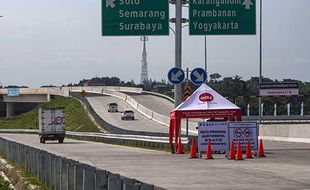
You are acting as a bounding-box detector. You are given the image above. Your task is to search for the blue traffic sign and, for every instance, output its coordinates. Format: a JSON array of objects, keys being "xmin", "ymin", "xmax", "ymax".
[
  {"xmin": 168, "ymin": 67, "xmax": 185, "ymax": 85},
  {"xmin": 7, "ymin": 88, "xmax": 20, "ymax": 97},
  {"xmin": 190, "ymin": 68, "xmax": 207, "ymax": 85}
]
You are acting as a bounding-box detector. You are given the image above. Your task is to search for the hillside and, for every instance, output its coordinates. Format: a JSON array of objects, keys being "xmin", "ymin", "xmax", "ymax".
[{"xmin": 0, "ymin": 97, "xmax": 101, "ymax": 133}]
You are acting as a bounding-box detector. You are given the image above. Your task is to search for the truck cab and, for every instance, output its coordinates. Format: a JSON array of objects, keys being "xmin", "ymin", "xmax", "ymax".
[{"xmin": 107, "ymin": 103, "xmax": 118, "ymax": 112}]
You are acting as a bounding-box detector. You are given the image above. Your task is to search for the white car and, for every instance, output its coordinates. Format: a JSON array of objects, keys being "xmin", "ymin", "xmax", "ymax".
[{"xmin": 121, "ymin": 109, "xmax": 135, "ymax": 120}]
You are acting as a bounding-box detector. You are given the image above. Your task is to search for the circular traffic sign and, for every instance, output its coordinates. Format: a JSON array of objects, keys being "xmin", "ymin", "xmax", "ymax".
[
  {"xmin": 168, "ymin": 67, "xmax": 185, "ymax": 85},
  {"xmin": 234, "ymin": 128, "xmax": 243, "ymax": 138},
  {"xmin": 244, "ymin": 128, "xmax": 253, "ymax": 137},
  {"xmin": 190, "ymin": 67, "xmax": 207, "ymax": 85},
  {"xmin": 54, "ymin": 116, "xmax": 64, "ymax": 125}
]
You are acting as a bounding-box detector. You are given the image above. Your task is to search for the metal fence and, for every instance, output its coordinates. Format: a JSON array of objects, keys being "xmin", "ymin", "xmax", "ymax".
[{"xmin": 0, "ymin": 137, "xmax": 164, "ymax": 190}]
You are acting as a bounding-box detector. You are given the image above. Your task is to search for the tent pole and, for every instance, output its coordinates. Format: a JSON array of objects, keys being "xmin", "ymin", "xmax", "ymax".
[{"xmin": 186, "ymin": 68, "xmax": 189, "ymax": 137}]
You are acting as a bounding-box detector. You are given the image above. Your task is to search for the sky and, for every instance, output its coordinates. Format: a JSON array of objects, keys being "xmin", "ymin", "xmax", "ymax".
[{"xmin": 0, "ymin": 0, "xmax": 310, "ymax": 87}]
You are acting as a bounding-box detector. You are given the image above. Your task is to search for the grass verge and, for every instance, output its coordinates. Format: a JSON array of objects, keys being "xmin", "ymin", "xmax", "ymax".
[{"xmin": 0, "ymin": 97, "xmax": 101, "ymax": 133}]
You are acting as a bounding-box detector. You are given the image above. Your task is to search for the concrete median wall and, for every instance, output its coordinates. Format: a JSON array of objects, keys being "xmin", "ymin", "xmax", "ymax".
[
  {"xmin": 0, "ymin": 137, "xmax": 164, "ymax": 190},
  {"xmin": 260, "ymin": 124, "xmax": 310, "ymax": 139}
]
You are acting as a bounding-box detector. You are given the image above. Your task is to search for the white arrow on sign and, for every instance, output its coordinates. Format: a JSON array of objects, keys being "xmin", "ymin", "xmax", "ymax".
[
  {"xmin": 171, "ymin": 71, "xmax": 183, "ymax": 82},
  {"xmin": 192, "ymin": 70, "xmax": 204, "ymax": 82},
  {"xmin": 242, "ymin": 0, "xmax": 253, "ymax": 10},
  {"xmin": 106, "ymin": 0, "xmax": 116, "ymax": 8}
]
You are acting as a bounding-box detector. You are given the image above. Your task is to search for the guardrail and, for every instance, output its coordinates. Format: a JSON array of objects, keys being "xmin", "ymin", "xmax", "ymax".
[
  {"xmin": 242, "ymin": 115, "xmax": 310, "ymax": 123},
  {"xmin": 0, "ymin": 137, "xmax": 164, "ymax": 190},
  {"xmin": 0, "ymin": 86, "xmax": 142, "ymax": 98},
  {"xmin": 0, "ymin": 129, "xmax": 189, "ymax": 150},
  {"xmin": 142, "ymin": 91, "xmax": 174, "ymax": 103}
]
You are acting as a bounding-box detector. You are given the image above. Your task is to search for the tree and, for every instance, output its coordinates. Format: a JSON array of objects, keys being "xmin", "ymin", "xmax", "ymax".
[{"xmin": 209, "ymin": 73, "xmax": 222, "ymax": 83}]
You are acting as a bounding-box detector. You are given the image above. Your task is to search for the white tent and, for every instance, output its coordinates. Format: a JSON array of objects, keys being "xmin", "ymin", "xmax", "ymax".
[{"xmin": 169, "ymin": 84, "xmax": 242, "ymax": 151}]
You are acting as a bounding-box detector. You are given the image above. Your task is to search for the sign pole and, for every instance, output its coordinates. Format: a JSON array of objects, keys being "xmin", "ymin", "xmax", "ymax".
[
  {"xmin": 174, "ymin": 0, "xmax": 182, "ymax": 108},
  {"xmin": 258, "ymin": 0, "xmax": 263, "ymax": 125},
  {"xmin": 204, "ymin": 35, "xmax": 207, "ymax": 83}
]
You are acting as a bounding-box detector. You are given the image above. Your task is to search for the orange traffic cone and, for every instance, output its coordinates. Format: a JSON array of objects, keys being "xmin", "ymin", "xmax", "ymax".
[
  {"xmin": 246, "ymin": 139, "xmax": 253, "ymax": 159},
  {"xmin": 229, "ymin": 140, "xmax": 235, "ymax": 160},
  {"xmin": 258, "ymin": 139, "xmax": 266, "ymax": 157},
  {"xmin": 189, "ymin": 138, "xmax": 198, "ymax": 159},
  {"xmin": 176, "ymin": 137, "xmax": 185, "ymax": 154},
  {"xmin": 235, "ymin": 140, "xmax": 244, "ymax": 160},
  {"xmin": 205, "ymin": 139, "xmax": 213, "ymax": 159}
]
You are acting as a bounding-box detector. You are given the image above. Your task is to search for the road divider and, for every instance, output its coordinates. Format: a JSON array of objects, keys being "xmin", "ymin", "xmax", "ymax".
[
  {"xmin": 0, "ymin": 129, "xmax": 189, "ymax": 151},
  {"xmin": 0, "ymin": 137, "xmax": 164, "ymax": 190}
]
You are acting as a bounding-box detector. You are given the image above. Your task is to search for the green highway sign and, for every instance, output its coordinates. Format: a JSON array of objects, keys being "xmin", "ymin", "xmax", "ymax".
[
  {"xmin": 189, "ymin": 0, "xmax": 256, "ymax": 35},
  {"xmin": 102, "ymin": 0, "xmax": 169, "ymax": 36}
]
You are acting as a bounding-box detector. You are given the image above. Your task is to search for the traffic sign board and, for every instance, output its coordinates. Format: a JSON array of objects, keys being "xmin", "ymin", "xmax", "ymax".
[
  {"xmin": 259, "ymin": 82, "xmax": 299, "ymax": 96},
  {"xmin": 168, "ymin": 67, "xmax": 185, "ymax": 85},
  {"xmin": 183, "ymin": 84, "xmax": 192, "ymax": 101},
  {"xmin": 189, "ymin": 0, "xmax": 256, "ymax": 35},
  {"xmin": 7, "ymin": 88, "xmax": 20, "ymax": 97},
  {"xmin": 190, "ymin": 68, "xmax": 207, "ymax": 85},
  {"xmin": 80, "ymin": 90, "xmax": 86, "ymax": 97},
  {"xmin": 102, "ymin": 0, "xmax": 169, "ymax": 36}
]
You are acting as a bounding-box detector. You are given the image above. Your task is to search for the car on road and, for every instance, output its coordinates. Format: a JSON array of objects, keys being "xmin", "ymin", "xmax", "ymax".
[
  {"xmin": 121, "ymin": 109, "xmax": 135, "ymax": 120},
  {"xmin": 107, "ymin": 103, "xmax": 118, "ymax": 112}
]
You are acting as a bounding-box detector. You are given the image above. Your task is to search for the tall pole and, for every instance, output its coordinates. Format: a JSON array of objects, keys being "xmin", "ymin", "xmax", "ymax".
[
  {"xmin": 258, "ymin": 0, "xmax": 263, "ymax": 124},
  {"xmin": 140, "ymin": 36, "xmax": 148, "ymax": 85},
  {"xmin": 204, "ymin": 35, "xmax": 207, "ymax": 83},
  {"xmin": 174, "ymin": 0, "xmax": 182, "ymax": 108}
]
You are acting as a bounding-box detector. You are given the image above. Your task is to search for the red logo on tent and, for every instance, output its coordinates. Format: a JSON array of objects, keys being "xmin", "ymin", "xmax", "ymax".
[{"xmin": 199, "ymin": 93, "xmax": 213, "ymax": 102}]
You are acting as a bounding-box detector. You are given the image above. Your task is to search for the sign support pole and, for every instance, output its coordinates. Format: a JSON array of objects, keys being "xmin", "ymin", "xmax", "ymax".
[
  {"xmin": 204, "ymin": 35, "xmax": 207, "ymax": 83},
  {"xmin": 258, "ymin": 0, "xmax": 263, "ymax": 125},
  {"xmin": 174, "ymin": 0, "xmax": 182, "ymax": 108}
]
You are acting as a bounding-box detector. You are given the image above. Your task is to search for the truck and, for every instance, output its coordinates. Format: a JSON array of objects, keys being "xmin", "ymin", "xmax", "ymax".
[
  {"xmin": 107, "ymin": 102, "xmax": 118, "ymax": 112},
  {"xmin": 38, "ymin": 107, "xmax": 66, "ymax": 144}
]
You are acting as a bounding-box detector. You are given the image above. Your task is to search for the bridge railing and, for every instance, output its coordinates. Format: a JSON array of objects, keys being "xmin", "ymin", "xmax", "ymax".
[{"xmin": 0, "ymin": 137, "xmax": 164, "ymax": 190}]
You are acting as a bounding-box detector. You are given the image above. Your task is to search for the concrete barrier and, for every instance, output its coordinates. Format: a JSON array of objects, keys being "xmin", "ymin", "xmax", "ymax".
[
  {"xmin": 137, "ymin": 104, "xmax": 153, "ymax": 120},
  {"xmin": 152, "ymin": 113, "xmax": 170, "ymax": 127},
  {"xmin": 0, "ymin": 137, "xmax": 164, "ymax": 190},
  {"xmin": 142, "ymin": 91, "xmax": 174, "ymax": 103},
  {"xmin": 260, "ymin": 124, "xmax": 310, "ymax": 139}
]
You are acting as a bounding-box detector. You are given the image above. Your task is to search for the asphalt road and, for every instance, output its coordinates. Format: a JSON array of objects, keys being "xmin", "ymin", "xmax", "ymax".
[
  {"xmin": 127, "ymin": 94, "xmax": 203, "ymax": 134},
  {"xmin": 127, "ymin": 94, "xmax": 174, "ymax": 116},
  {"xmin": 1, "ymin": 134, "xmax": 310, "ymax": 190},
  {"xmin": 86, "ymin": 96, "xmax": 169, "ymax": 134}
]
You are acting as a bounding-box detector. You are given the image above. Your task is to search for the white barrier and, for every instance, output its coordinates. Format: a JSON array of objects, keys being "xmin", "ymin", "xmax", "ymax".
[
  {"xmin": 137, "ymin": 104, "xmax": 153, "ymax": 120},
  {"xmin": 152, "ymin": 113, "xmax": 170, "ymax": 127}
]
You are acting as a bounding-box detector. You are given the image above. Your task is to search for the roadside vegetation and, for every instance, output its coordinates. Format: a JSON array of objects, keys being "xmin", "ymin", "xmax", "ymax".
[
  {"xmin": 0, "ymin": 176, "xmax": 14, "ymax": 190},
  {"xmin": 0, "ymin": 158, "xmax": 48, "ymax": 190},
  {"xmin": 0, "ymin": 97, "xmax": 101, "ymax": 133}
]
